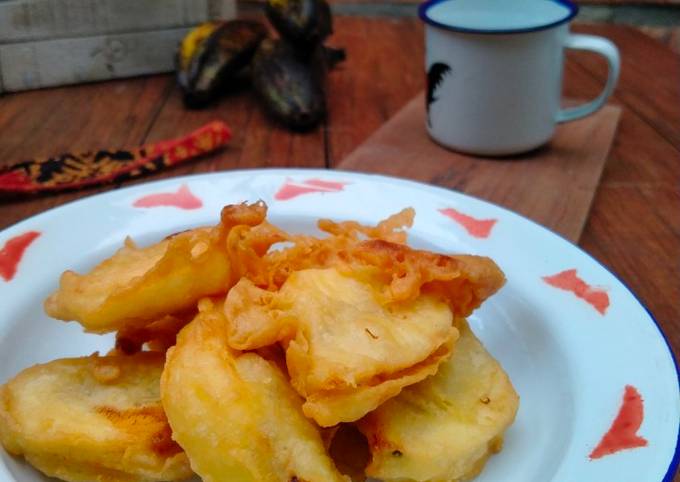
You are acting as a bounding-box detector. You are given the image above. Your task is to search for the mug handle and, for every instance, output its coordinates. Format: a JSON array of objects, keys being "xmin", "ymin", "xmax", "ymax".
[{"xmin": 556, "ymin": 34, "xmax": 621, "ymax": 123}]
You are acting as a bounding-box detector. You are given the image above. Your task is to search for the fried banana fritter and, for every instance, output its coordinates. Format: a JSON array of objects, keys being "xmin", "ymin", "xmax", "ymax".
[
  {"xmin": 224, "ymin": 237, "xmax": 505, "ymax": 427},
  {"xmin": 44, "ymin": 227, "xmax": 229, "ymax": 334},
  {"xmin": 0, "ymin": 353, "xmax": 192, "ymax": 482},
  {"xmin": 44, "ymin": 202, "xmax": 275, "ymax": 334},
  {"xmin": 225, "ymin": 268, "xmax": 457, "ymax": 427},
  {"xmin": 12, "ymin": 203, "xmax": 516, "ymax": 482},
  {"xmin": 161, "ymin": 298, "xmax": 348, "ymax": 482},
  {"xmin": 357, "ymin": 320, "xmax": 519, "ymax": 482}
]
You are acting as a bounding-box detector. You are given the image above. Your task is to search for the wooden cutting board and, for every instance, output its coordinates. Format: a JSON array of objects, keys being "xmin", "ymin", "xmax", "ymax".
[{"xmin": 337, "ymin": 93, "xmax": 621, "ymax": 243}]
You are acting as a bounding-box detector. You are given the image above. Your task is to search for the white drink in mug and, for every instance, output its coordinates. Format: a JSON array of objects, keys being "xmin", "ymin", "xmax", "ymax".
[{"xmin": 420, "ymin": 0, "xmax": 620, "ymax": 156}]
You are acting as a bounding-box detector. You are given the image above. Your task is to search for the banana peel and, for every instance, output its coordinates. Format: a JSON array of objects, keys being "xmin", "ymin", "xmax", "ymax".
[
  {"xmin": 251, "ymin": 39, "xmax": 325, "ymax": 131},
  {"xmin": 177, "ymin": 20, "xmax": 267, "ymax": 108},
  {"xmin": 176, "ymin": 0, "xmax": 345, "ymax": 130},
  {"xmin": 265, "ymin": 0, "xmax": 333, "ymax": 52}
]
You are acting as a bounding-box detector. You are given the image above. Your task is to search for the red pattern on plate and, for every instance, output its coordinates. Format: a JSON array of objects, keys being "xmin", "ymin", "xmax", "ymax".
[
  {"xmin": 274, "ymin": 178, "xmax": 348, "ymax": 200},
  {"xmin": 590, "ymin": 385, "xmax": 648, "ymax": 459},
  {"xmin": 439, "ymin": 207, "xmax": 497, "ymax": 238},
  {"xmin": 0, "ymin": 231, "xmax": 41, "ymax": 282},
  {"xmin": 133, "ymin": 184, "xmax": 202, "ymax": 210},
  {"xmin": 542, "ymin": 269, "xmax": 609, "ymax": 314}
]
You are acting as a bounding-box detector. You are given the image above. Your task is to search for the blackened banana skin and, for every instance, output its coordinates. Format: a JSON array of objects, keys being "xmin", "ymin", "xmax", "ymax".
[
  {"xmin": 265, "ymin": 0, "xmax": 333, "ymax": 52},
  {"xmin": 252, "ymin": 39, "xmax": 328, "ymax": 131},
  {"xmin": 177, "ymin": 20, "xmax": 268, "ymax": 108},
  {"xmin": 323, "ymin": 46, "xmax": 346, "ymax": 69}
]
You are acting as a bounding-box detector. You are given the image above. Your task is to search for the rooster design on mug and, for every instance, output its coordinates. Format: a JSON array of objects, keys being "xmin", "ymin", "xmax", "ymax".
[{"xmin": 426, "ymin": 62, "xmax": 452, "ymax": 126}]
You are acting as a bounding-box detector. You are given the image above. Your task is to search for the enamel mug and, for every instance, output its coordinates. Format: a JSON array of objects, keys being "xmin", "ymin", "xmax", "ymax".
[{"xmin": 420, "ymin": 0, "xmax": 620, "ymax": 156}]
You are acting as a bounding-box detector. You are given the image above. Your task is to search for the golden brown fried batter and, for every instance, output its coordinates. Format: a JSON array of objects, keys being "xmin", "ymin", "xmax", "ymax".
[
  {"xmin": 341, "ymin": 240, "xmax": 506, "ymax": 316},
  {"xmin": 229, "ymin": 208, "xmax": 416, "ymax": 290},
  {"xmin": 161, "ymin": 298, "xmax": 349, "ymax": 482},
  {"xmin": 357, "ymin": 320, "xmax": 519, "ymax": 482},
  {"xmin": 18, "ymin": 203, "xmax": 515, "ymax": 482},
  {"xmin": 233, "ymin": 218, "xmax": 505, "ymax": 317},
  {"xmin": 317, "ymin": 207, "xmax": 415, "ymax": 244},
  {"xmin": 0, "ymin": 353, "xmax": 192, "ymax": 482},
  {"xmin": 44, "ymin": 202, "xmax": 270, "ymax": 334},
  {"xmin": 225, "ymin": 268, "xmax": 457, "ymax": 427},
  {"xmin": 223, "ymin": 234, "xmax": 505, "ymax": 427}
]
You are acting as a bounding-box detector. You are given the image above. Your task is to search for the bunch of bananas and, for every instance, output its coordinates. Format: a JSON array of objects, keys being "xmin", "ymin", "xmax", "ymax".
[{"xmin": 176, "ymin": 0, "xmax": 345, "ymax": 131}]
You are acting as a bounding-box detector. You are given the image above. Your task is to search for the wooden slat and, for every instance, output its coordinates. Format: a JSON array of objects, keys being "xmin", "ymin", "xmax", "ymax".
[
  {"xmin": 0, "ymin": 0, "xmax": 233, "ymax": 42},
  {"xmin": 572, "ymin": 24, "xmax": 680, "ymax": 147},
  {"xmin": 597, "ymin": 106, "xmax": 680, "ymax": 186},
  {"xmin": 145, "ymin": 86, "xmax": 327, "ymax": 171},
  {"xmin": 326, "ymin": 17, "xmax": 424, "ymax": 164},
  {"xmin": 337, "ymin": 93, "xmax": 621, "ymax": 242},
  {"xmin": 0, "ymin": 28, "xmax": 189, "ymax": 92},
  {"xmin": 0, "ymin": 76, "xmax": 172, "ymax": 162},
  {"xmin": 579, "ymin": 184, "xmax": 680, "ymax": 356},
  {"xmin": 562, "ymin": 26, "xmax": 680, "ymax": 199}
]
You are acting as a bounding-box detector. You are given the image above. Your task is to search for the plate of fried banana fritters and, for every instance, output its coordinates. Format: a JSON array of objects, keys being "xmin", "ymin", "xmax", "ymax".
[{"xmin": 0, "ymin": 170, "xmax": 677, "ymax": 482}]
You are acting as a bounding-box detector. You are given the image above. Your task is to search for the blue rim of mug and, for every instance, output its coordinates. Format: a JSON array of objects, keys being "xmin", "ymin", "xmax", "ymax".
[{"xmin": 418, "ymin": 0, "xmax": 579, "ymax": 34}]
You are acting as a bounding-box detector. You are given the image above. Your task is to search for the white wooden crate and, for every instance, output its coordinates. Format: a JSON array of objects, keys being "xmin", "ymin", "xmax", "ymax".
[{"xmin": 0, "ymin": 0, "xmax": 236, "ymax": 92}]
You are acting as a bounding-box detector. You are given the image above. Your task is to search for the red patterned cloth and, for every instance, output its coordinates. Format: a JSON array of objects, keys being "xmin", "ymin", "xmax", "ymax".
[{"xmin": 0, "ymin": 121, "xmax": 231, "ymax": 196}]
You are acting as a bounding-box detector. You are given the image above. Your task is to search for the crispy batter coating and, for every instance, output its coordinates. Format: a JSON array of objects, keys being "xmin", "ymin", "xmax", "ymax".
[
  {"xmin": 223, "ymin": 233, "xmax": 505, "ymax": 427},
  {"xmin": 356, "ymin": 320, "xmax": 519, "ymax": 482},
  {"xmin": 225, "ymin": 268, "xmax": 457, "ymax": 427},
  {"xmin": 161, "ymin": 298, "xmax": 348, "ymax": 482},
  {"xmin": 340, "ymin": 240, "xmax": 506, "ymax": 316},
  {"xmin": 0, "ymin": 353, "xmax": 192, "ymax": 482},
  {"xmin": 317, "ymin": 207, "xmax": 414, "ymax": 245},
  {"xmin": 232, "ymin": 215, "xmax": 505, "ymax": 318},
  {"xmin": 231, "ymin": 209, "xmax": 416, "ymax": 290},
  {"xmin": 44, "ymin": 202, "xmax": 269, "ymax": 334},
  {"xmin": 22, "ymin": 203, "xmax": 514, "ymax": 482}
]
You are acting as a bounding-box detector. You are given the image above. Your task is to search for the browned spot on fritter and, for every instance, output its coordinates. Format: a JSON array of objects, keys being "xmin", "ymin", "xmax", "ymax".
[
  {"xmin": 96, "ymin": 404, "xmax": 183, "ymax": 456},
  {"xmin": 359, "ymin": 413, "xmax": 397, "ymax": 453},
  {"xmin": 96, "ymin": 404, "xmax": 166, "ymax": 425},
  {"xmin": 150, "ymin": 422, "xmax": 184, "ymax": 457},
  {"xmin": 115, "ymin": 335, "xmax": 142, "ymax": 355}
]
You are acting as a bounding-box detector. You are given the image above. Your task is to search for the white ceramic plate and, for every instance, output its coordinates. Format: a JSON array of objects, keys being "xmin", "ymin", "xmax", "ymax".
[{"xmin": 0, "ymin": 169, "xmax": 678, "ymax": 482}]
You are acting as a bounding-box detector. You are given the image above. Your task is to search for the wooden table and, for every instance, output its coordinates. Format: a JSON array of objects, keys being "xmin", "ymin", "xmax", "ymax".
[{"xmin": 0, "ymin": 15, "xmax": 678, "ymax": 436}]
